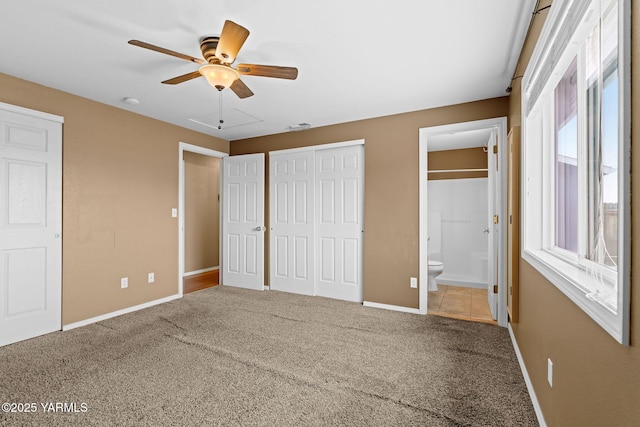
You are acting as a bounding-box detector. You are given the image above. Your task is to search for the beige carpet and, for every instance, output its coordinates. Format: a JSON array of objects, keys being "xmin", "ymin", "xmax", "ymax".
[{"xmin": 0, "ymin": 286, "xmax": 538, "ymax": 426}]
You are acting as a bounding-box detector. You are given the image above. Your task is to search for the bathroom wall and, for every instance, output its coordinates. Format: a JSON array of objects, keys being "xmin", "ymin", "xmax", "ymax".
[
  {"xmin": 427, "ymin": 178, "xmax": 488, "ymax": 288},
  {"xmin": 428, "ymin": 147, "xmax": 488, "ymax": 180}
]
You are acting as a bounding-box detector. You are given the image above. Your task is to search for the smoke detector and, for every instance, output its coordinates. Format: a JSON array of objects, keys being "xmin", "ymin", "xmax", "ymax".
[{"xmin": 122, "ymin": 97, "xmax": 140, "ymax": 106}]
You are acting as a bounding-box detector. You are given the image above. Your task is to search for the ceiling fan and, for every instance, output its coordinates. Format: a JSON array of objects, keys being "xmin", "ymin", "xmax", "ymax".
[{"xmin": 128, "ymin": 20, "xmax": 298, "ymax": 99}]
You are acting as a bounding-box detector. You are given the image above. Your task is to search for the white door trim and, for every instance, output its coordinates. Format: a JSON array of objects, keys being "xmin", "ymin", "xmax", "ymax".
[
  {"xmin": 268, "ymin": 139, "xmax": 364, "ymax": 156},
  {"xmin": 419, "ymin": 117, "xmax": 508, "ymax": 326},
  {"xmin": 178, "ymin": 142, "xmax": 227, "ymax": 296},
  {"xmin": 0, "ymin": 102, "xmax": 64, "ymax": 123}
]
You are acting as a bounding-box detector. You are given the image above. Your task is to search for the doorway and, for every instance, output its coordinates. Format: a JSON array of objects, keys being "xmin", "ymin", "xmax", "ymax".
[
  {"xmin": 426, "ymin": 156, "xmax": 495, "ymax": 324},
  {"xmin": 419, "ymin": 118, "xmax": 508, "ymax": 327},
  {"xmin": 182, "ymin": 150, "xmax": 221, "ymax": 293},
  {"xmin": 178, "ymin": 142, "xmax": 227, "ymax": 296}
]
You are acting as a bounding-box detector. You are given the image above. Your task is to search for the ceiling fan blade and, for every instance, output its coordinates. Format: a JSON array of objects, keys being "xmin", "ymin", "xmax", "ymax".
[
  {"xmin": 215, "ymin": 20, "xmax": 250, "ymax": 64},
  {"xmin": 128, "ymin": 40, "xmax": 205, "ymax": 64},
  {"xmin": 162, "ymin": 71, "xmax": 203, "ymax": 85},
  {"xmin": 236, "ymin": 64, "xmax": 298, "ymax": 80},
  {"xmin": 230, "ymin": 79, "xmax": 254, "ymax": 99}
]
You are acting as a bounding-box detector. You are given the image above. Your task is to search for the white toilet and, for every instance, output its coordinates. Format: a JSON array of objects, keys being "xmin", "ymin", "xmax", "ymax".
[
  {"xmin": 426, "ymin": 228, "xmax": 444, "ymax": 291},
  {"xmin": 427, "ymin": 259, "xmax": 444, "ymax": 292}
]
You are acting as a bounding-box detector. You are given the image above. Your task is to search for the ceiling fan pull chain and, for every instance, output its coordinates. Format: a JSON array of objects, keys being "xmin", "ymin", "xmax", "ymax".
[{"xmin": 218, "ymin": 91, "xmax": 224, "ymax": 130}]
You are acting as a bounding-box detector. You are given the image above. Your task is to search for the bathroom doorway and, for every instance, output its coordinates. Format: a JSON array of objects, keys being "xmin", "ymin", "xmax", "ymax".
[{"xmin": 419, "ymin": 118, "xmax": 508, "ymax": 326}]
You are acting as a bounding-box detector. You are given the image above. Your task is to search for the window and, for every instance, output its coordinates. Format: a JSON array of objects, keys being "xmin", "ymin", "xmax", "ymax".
[
  {"xmin": 554, "ymin": 57, "xmax": 578, "ymax": 253},
  {"xmin": 522, "ymin": 0, "xmax": 629, "ymax": 344}
]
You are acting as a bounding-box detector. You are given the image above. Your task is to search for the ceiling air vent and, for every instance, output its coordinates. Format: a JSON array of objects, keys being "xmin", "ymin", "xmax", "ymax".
[{"xmin": 287, "ymin": 123, "xmax": 311, "ymax": 132}]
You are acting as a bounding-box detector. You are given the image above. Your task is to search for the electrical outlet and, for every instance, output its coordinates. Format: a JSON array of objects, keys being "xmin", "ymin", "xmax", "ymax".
[
  {"xmin": 171, "ymin": 208, "xmax": 178, "ymax": 218},
  {"xmin": 410, "ymin": 277, "xmax": 417, "ymax": 288},
  {"xmin": 121, "ymin": 277, "xmax": 128, "ymax": 289},
  {"xmin": 547, "ymin": 358, "xmax": 553, "ymax": 387},
  {"xmin": 148, "ymin": 272, "xmax": 155, "ymax": 283}
]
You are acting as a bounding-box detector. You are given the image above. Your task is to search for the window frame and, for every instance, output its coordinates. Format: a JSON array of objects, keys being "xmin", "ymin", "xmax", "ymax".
[{"xmin": 521, "ymin": 0, "xmax": 630, "ymax": 345}]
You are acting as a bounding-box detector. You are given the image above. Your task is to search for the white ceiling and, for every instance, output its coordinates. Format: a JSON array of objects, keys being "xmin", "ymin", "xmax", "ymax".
[{"xmin": 0, "ymin": 1, "xmax": 535, "ymax": 141}]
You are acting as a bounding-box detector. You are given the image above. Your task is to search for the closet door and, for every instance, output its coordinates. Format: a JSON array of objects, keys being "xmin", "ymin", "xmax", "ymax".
[
  {"xmin": 269, "ymin": 151, "xmax": 315, "ymax": 295},
  {"xmin": 315, "ymin": 145, "xmax": 364, "ymax": 302}
]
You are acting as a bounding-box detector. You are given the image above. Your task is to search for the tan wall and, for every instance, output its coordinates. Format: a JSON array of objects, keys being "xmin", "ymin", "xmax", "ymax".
[
  {"xmin": 428, "ymin": 147, "xmax": 488, "ymax": 180},
  {"xmin": 508, "ymin": 1, "xmax": 640, "ymax": 425},
  {"xmin": 231, "ymin": 97, "xmax": 508, "ymax": 308},
  {"xmin": 0, "ymin": 73, "xmax": 229, "ymax": 325},
  {"xmin": 184, "ymin": 152, "xmax": 220, "ymax": 272}
]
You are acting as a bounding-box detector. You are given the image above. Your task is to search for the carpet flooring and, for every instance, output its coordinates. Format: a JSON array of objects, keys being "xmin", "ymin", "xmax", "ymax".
[{"xmin": 0, "ymin": 286, "xmax": 538, "ymax": 426}]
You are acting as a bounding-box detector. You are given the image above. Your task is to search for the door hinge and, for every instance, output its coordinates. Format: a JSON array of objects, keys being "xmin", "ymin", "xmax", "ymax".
[
  {"xmin": 493, "ymin": 285, "xmax": 498, "ymax": 294},
  {"xmin": 493, "ymin": 145, "xmax": 498, "ymax": 154},
  {"xmin": 493, "ymin": 215, "xmax": 499, "ymax": 224}
]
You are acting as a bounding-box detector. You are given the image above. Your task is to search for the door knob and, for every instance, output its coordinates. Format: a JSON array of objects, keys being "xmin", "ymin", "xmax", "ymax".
[{"xmin": 255, "ymin": 226, "xmax": 265, "ymax": 231}]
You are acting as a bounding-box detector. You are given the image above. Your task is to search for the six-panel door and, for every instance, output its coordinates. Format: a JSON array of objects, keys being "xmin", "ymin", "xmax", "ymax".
[
  {"xmin": 315, "ymin": 145, "xmax": 364, "ymax": 302},
  {"xmin": 0, "ymin": 107, "xmax": 62, "ymax": 347},
  {"xmin": 221, "ymin": 153, "xmax": 265, "ymax": 291},
  {"xmin": 270, "ymin": 151, "xmax": 315, "ymax": 295}
]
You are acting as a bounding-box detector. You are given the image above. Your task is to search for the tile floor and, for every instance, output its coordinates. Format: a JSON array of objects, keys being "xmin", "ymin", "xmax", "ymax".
[{"xmin": 428, "ymin": 284, "xmax": 497, "ymax": 324}]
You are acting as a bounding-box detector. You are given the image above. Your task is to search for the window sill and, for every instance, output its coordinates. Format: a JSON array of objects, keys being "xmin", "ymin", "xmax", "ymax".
[{"xmin": 522, "ymin": 248, "xmax": 623, "ymax": 343}]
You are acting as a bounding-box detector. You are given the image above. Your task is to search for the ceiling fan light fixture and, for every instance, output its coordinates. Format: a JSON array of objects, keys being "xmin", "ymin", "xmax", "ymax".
[{"xmin": 199, "ymin": 64, "xmax": 239, "ymax": 91}]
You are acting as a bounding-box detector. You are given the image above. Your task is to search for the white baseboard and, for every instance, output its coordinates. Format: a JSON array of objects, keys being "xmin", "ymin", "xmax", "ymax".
[
  {"xmin": 436, "ymin": 277, "xmax": 487, "ymax": 289},
  {"xmin": 508, "ymin": 324, "xmax": 547, "ymax": 427},
  {"xmin": 62, "ymin": 294, "xmax": 182, "ymax": 331},
  {"xmin": 363, "ymin": 301, "xmax": 421, "ymax": 315},
  {"xmin": 183, "ymin": 266, "xmax": 219, "ymax": 277}
]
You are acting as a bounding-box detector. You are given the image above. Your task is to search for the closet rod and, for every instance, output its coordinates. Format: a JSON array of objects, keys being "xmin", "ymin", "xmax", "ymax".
[{"xmin": 428, "ymin": 168, "xmax": 488, "ymax": 173}]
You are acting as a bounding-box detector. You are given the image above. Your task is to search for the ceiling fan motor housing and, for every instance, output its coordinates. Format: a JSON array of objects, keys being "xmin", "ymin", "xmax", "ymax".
[{"xmin": 200, "ymin": 37, "xmax": 221, "ymax": 64}]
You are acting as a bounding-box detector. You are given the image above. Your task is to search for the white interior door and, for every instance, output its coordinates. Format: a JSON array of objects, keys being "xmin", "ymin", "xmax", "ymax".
[
  {"xmin": 221, "ymin": 153, "xmax": 264, "ymax": 291},
  {"xmin": 270, "ymin": 151, "xmax": 315, "ymax": 295},
  {"xmin": 0, "ymin": 105, "xmax": 62, "ymax": 347},
  {"xmin": 487, "ymin": 131, "xmax": 499, "ymax": 319},
  {"xmin": 315, "ymin": 145, "xmax": 364, "ymax": 302}
]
